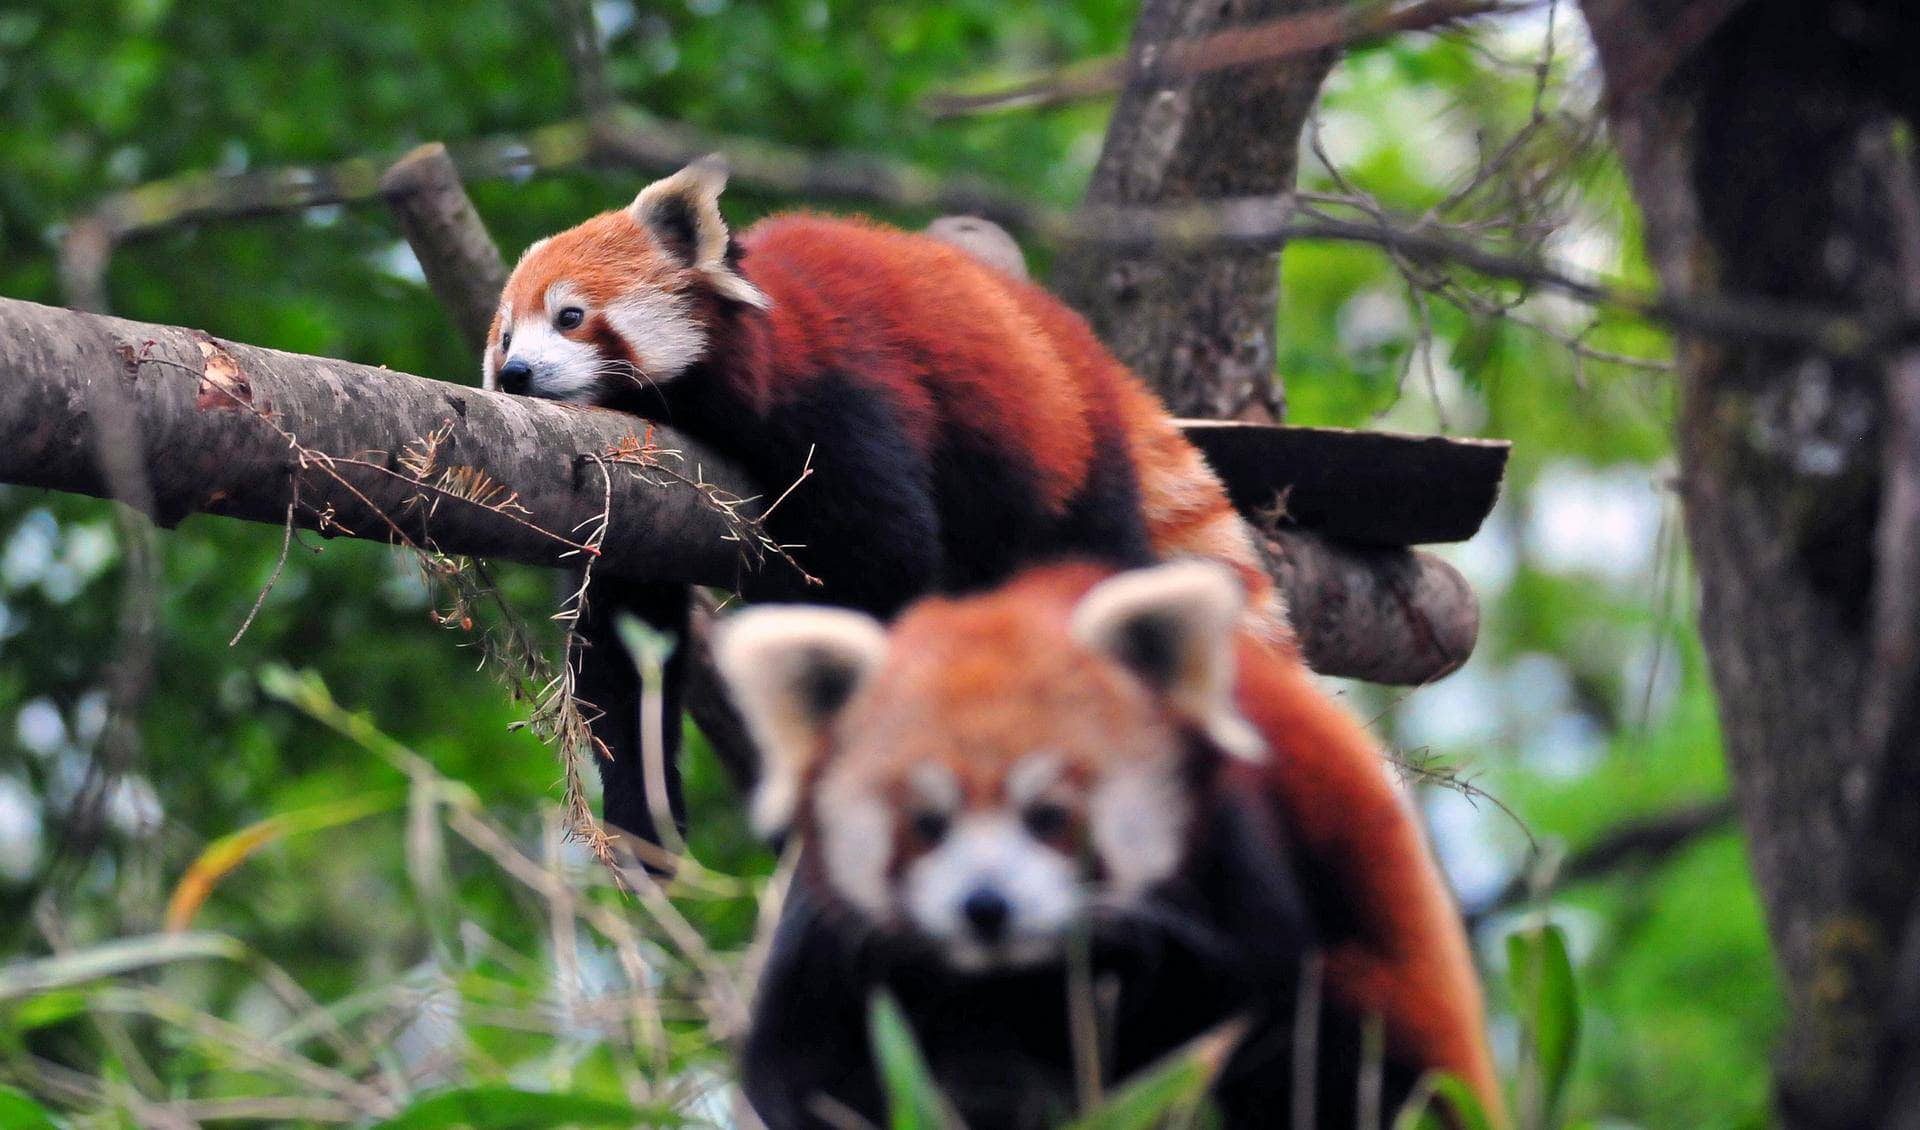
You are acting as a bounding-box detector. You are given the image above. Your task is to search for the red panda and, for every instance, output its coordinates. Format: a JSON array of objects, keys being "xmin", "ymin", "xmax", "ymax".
[
  {"xmin": 484, "ymin": 158, "xmax": 1286, "ymax": 852},
  {"xmin": 714, "ymin": 560, "xmax": 1500, "ymax": 1130}
]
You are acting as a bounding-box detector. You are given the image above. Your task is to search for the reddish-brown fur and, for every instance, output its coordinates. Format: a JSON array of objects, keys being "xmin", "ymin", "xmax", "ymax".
[
  {"xmin": 495, "ymin": 207, "xmax": 1287, "ymax": 639},
  {"xmin": 833, "ymin": 563, "xmax": 1500, "ymax": 1116}
]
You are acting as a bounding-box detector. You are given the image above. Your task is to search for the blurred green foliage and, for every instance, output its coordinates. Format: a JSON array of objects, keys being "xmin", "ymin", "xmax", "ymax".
[{"xmin": 0, "ymin": 0, "xmax": 1777, "ymax": 1126}]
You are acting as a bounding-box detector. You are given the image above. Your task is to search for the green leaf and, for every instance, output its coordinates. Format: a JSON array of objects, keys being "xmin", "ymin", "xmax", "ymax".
[
  {"xmin": 1064, "ymin": 1019, "xmax": 1242, "ymax": 1130},
  {"xmin": 0, "ymin": 933, "xmax": 247, "ymax": 1002},
  {"xmin": 373, "ymin": 1085, "xmax": 690, "ymax": 1129},
  {"xmin": 868, "ymin": 991, "xmax": 963, "ymax": 1130},
  {"xmin": 1390, "ymin": 1072, "xmax": 1497, "ymax": 1130},
  {"xmin": 3, "ymin": 988, "xmax": 89, "ymax": 1032},
  {"xmin": 1508, "ymin": 921, "xmax": 1581, "ymax": 1126},
  {"xmin": 0, "ymin": 1086, "xmax": 60, "ymax": 1130}
]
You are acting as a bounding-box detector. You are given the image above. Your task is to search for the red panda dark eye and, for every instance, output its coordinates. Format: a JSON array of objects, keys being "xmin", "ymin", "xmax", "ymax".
[
  {"xmin": 1022, "ymin": 802, "xmax": 1071, "ymax": 842},
  {"xmin": 910, "ymin": 811, "xmax": 950, "ymax": 845},
  {"xmin": 554, "ymin": 307, "xmax": 585, "ymax": 331},
  {"xmin": 500, "ymin": 328, "xmax": 512, "ymax": 350}
]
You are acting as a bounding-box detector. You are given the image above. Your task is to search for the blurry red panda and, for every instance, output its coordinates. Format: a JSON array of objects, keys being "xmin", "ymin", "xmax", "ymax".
[
  {"xmin": 484, "ymin": 158, "xmax": 1286, "ymax": 854},
  {"xmin": 715, "ymin": 560, "xmax": 1500, "ymax": 1130}
]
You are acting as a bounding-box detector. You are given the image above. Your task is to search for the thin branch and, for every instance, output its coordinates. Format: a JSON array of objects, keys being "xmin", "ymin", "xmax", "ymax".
[
  {"xmin": 1468, "ymin": 797, "xmax": 1737, "ymax": 924},
  {"xmin": 58, "ymin": 104, "xmax": 1040, "ymax": 305},
  {"xmin": 63, "ymin": 127, "xmax": 1906, "ymax": 362},
  {"xmin": 925, "ymin": 0, "xmax": 1524, "ymax": 118}
]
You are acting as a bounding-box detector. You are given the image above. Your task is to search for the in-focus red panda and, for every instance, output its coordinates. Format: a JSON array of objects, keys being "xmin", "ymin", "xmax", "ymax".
[
  {"xmin": 484, "ymin": 158, "xmax": 1286, "ymax": 852},
  {"xmin": 714, "ymin": 560, "xmax": 1500, "ymax": 1130}
]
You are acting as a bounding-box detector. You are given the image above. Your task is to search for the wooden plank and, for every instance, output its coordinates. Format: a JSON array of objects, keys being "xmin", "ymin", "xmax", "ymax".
[{"xmin": 1177, "ymin": 420, "xmax": 1510, "ymax": 545}]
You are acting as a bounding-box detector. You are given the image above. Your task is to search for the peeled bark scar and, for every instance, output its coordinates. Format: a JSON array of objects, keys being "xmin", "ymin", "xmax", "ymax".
[{"xmin": 195, "ymin": 338, "xmax": 254, "ymax": 412}]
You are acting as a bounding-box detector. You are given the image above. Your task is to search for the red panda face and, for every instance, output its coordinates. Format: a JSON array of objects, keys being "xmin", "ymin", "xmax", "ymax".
[
  {"xmin": 812, "ymin": 723, "xmax": 1193, "ymax": 972},
  {"xmin": 484, "ymin": 212, "xmax": 704, "ymax": 403},
  {"xmin": 716, "ymin": 562, "xmax": 1263, "ymax": 974},
  {"xmin": 482, "ymin": 157, "xmax": 768, "ymax": 403}
]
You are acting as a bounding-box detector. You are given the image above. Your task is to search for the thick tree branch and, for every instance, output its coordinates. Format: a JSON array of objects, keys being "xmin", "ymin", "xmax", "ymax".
[
  {"xmin": 1468, "ymin": 797, "xmax": 1737, "ymax": 926},
  {"xmin": 0, "ymin": 296, "xmax": 1481, "ymax": 685},
  {"xmin": 0, "ymin": 297, "xmax": 775, "ymax": 591},
  {"xmin": 1262, "ymin": 531, "xmax": 1479, "ymax": 683},
  {"xmin": 378, "ymin": 144, "xmax": 510, "ymax": 356}
]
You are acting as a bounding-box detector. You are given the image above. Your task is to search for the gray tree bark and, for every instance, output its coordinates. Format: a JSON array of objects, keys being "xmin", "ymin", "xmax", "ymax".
[
  {"xmin": 1580, "ymin": 1, "xmax": 1920, "ymax": 1124},
  {"xmin": 1055, "ymin": 0, "xmax": 1338, "ymax": 421},
  {"xmin": 0, "ymin": 295, "xmax": 1479, "ymax": 685},
  {"xmin": 0, "ymin": 297, "xmax": 773, "ymax": 591}
]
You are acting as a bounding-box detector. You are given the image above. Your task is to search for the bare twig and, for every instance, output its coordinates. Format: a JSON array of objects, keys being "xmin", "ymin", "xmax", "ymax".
[
  {"xmin": 1468, "ymin": 797, "xmax": 1737, "ymax": 924},
  {"xmin": 1391, "ymin": 747, "xmax": 1538, "ymax": 853},
  {"xmin": 229, "ymin": 490, "xmax": 300, "ymax": 646},
  {"xmin": 925, "ymin": 0, "xmax": 1522, "ymax": 118}
]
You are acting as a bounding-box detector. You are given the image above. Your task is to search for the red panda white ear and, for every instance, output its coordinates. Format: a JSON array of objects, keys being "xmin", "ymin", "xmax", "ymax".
[
  {"xmin": 713, "ymin": 605, "xmax": 889, "ymax": 836},
  {"xmin": 1069, "ymin": 561, "xmax": 1266, "ymax": 761},
  {"xmin": 629, "ymin": 155, "xmax": 772, "ymax": 310}
]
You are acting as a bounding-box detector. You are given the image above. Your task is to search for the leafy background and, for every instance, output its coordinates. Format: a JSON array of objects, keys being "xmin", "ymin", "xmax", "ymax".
[{"xmin": 0, "ymin": 0, "xmax": 1775, "ymax": 1126}]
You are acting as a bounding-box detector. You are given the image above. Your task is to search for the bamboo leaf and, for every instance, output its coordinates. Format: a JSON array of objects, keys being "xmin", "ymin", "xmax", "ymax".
[
  {"xmin": 0, "ymin": 933, "xmax": 247, "ymax": 1002},
  {"xmin": 1508, "ymin": 921, "xmax": 1581, "ymax": 1126},
  {"xmin": 1063, "ymin": 1018, "xmax": 1243, "ymax": 1130},
  {"xmin": 164, "ymin": 789, "xmax": 404, "ymax": 931},
  {"xmin": 1390, "ymin": 1071, "xmax": 1497, "ymax": 1130},
  {"xmin": 373, "ymin": 1085, "xmax": 692, "ymax": 1129},
  {"xmin": 868, "ymin": 991, "xmax": 965, "ymax": 1130}
]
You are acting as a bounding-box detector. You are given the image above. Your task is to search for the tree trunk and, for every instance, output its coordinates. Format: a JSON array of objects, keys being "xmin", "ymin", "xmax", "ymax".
[
  {"xmin": 1055, "ymin": 0, "xmax": 1338, "ymax": 421},
  {"xmin": 1580, "ymin": 1, "xmax": 1920, "ymax": 1123}
]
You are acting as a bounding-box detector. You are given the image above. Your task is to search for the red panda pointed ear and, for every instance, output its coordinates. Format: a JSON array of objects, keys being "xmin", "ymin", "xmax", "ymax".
[
  {"xmin": 1070, "ymin": 562, "xmax": 1266, "ymax": 761},
  {"xmin": 629, "ymin": 156, "xmax": 771, "ymax": 310},
  {"xmin": 713, "ymin": 605, "xmax": 889, "ymax": 837}
]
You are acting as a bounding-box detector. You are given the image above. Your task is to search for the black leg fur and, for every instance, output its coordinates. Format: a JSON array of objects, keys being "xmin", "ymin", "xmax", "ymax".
[
  {"xmin": 742, "ymin": 786, "xmax": 1429, "ymax": 1130},
  {"xmin": 572, "ymin": 574, "xmax": 690, "ymax": 864}
]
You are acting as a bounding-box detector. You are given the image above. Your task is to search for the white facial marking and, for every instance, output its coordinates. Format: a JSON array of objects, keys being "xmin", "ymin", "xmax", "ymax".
[
  {"xmin": 604, "ymin": 290, "xmax": 706, "ymax": 381},
  {"xmin": 909, "ymin": 763, "xmax": 961, "ymax": 814},
  {"xmin": 1089, "ymin": 760, "xmax": 1190, "ymax": 899},
  {"xmin": 816, "ymin": 776, "xmax": 894, "ymax": 921},
  {"xmin": 497, "ymin": 284, "xmax": 599, "ymax": 402},
  {"xmin": 904, "ymin": 813, "xmax": 1081, "ymax": 971},
  {"xmin": 1007, "ymin": 752, "xmax": 1064, "ymax": 807},
  {"xmin": 493, "ymin": 281, "xmax": 708, "ymax": 403}
]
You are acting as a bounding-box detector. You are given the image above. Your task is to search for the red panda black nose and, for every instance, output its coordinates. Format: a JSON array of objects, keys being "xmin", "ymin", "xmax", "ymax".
[
  {"xmin": 497, "ymin": 359, "xmax": 532, "ymax": 395},
  {"xmin": 961, "ymin": 888, "xmax": 1011, "ymax": 942}
]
